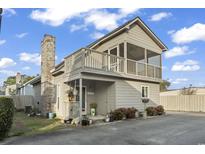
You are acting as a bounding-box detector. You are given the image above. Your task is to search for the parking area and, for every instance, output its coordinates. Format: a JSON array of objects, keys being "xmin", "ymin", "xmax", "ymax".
[{"xmin": 2, "ymin": 112, "xmax": 205, "ymax": 145}]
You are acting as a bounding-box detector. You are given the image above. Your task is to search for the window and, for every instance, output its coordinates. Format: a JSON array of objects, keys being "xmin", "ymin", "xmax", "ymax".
[
  {"xmin": 119, "ymin": 43, "xmax": 124, "ymax": 57},
  {"xmin": 127, "ymin": 43, "xmax": 145, "ymax": 62},
  {"xmin": 147, "ymin": 50, "xmax": 161, "ymax": 67},
  {"xmin": 110, "ymin": 47, "xmax": 117, "ymax": 56},
  {"xmin": 141, "ymin": 86, "xmax": 149, "ymax": 98}
]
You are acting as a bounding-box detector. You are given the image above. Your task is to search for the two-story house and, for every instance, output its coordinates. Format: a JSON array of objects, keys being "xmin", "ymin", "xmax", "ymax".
[{"xmin": 30, "ymin": 16, "xmax": 167, "ymax": 120}]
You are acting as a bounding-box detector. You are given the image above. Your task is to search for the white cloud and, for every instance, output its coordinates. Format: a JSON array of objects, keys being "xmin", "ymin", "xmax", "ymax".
[
  {"xmin": 0, "ymin": 58, "xmax": 16, "ymax": 69},
  {"xmin": 149, "ymin": 12, "xmax": 172, "ymax": 22},
  {"xmin": 30, "ymin": 8, "xmax": 91, "ymax": 27},
  {"xmin": 70, "ymin": 24, "xmax": 87, "ymax": 32},
  {"xmin": 0, "ymin": 70, "xmax": 16, "ymax": 76},
  {"xmin": 172, "ymin": 78, "xmax": 189, "ymax": 84},
  {"xmin": 90, "ymin": 32, "xmax": 105, "ymax": 39},
  {"xmin": 171, "ymin": 23, "xmax": 205, "ymax": 44},
  {"xmin": 0, "ymin": 39, "xmax": 6, "ymax": 45},
  {"xmin": 2, "ymin": 8, "xmax": 16, "ymax": 17},
  {"xmin": 84, "ymin": 8, "xmax": 140, "ymax": 31},
  {"xmin": 171, "ymin": 60, "xmax": 200, "ymax": 72},
  {"xmin": 19, "ymin": 52, "xmax": 41, "ymax": 65},
  {"xmin": 164, "ymin": 46, "xmax": 194, "ymax": 58},
  {"xmin": 16, "ymin": 32, "xmax": 28, "ymax": 38},
  {"xmin": 167, "ymin": 30, "xmax": 175, "ymax": 35},
  {"xmin": 22, "ymin": 66, "xmax": 31, "ymax": 70},
  {"xmin": 30, "ymin": 8, "xmax": 140, "ymax": 31}
]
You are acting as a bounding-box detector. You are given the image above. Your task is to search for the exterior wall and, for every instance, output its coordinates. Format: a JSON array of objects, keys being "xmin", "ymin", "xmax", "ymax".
[
  {"xmin": 53, "ymin": 73, "xmax": 70, "ymax": 120},
  {"xmin": 19, "ymin": 84, "xmax": 34, "ymax": 96},
  {"xmin": 93, "ymin": 23, "xmax": 162, "ymax": 54},
  {"xmin": 5, "ymin": 84, "xmax": 16, "ymax": 96},
  {"xmin": 33, "ymin": 83, "xmax": 42, "ymax": 110},
  {"xmin": 95, "ymin": 82, "xmax": 115, "ymax": 115},
  {"xmin": 115, "ymin": 79, "xmax": 160, "ymax": 111},
  {"xmin": 126, "ymin": 24, "xmax": 162, "ymax": 54},
  {"xmin": 93, "ymin": 33, "xmax": 127, "ymax": 52}
]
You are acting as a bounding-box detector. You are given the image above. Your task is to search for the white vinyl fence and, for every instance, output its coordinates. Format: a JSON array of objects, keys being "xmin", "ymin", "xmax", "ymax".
[{"xmin": 160, "ymin": 95, "xmax": 205, "ymax": 112}]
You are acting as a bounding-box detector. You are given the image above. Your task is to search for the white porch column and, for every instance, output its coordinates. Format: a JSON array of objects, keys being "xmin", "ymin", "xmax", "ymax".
[
  {"xmin": 79, "ymin": 78, "xmax": 82, "ymax": 119},
  {"xmin": 145, "ymin": 49, "xmax": 147, "ymax": 76},
  {"xmin": 117, "ymin": 44, "xmax": 119, "ymax": 72},
  {"xmin": 108, "ymin": 49, "xmax": 110, "ymax": 70},
  {"xmin": 124, "ymin": 41, "xmax": 127, "ymax": 74}
]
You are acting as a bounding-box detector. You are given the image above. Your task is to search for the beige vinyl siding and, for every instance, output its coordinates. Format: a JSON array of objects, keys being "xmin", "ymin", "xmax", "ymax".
[
  {"xmin": 93, "ymin": 23, "xmax": 162, "ymax": 55},
  {"xmin": 33, "ymin": 83, "xmax": 42, "ymax": 111},
  {"xmin": 95, "ymin": 82, "xmax": 116, "ymax": 115},
  {"xmin": 93, "ymin": 33, "xmax": 127, "ymax": 52},
  {"xmin": 54, "ymin": 73, "xmax": 70, "ymax": 119},
  {"xmin": 127, "ymin": 24, "xmax": 162, "ymax": 54},
  {"xmin": 115, "ymin": 80, "xmax": 160, "ymax": 111}
]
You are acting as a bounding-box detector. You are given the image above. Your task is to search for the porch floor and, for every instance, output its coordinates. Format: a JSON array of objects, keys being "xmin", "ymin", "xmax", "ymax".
[{"xmin": 88, "ymin": 115, "xmax": 105, "ymax": 122}]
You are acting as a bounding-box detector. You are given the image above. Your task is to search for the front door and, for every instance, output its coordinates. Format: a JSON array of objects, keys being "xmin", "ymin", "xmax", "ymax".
[
  {"xmin": 109, "ymin": 46, "xmax": 118, "ymax": 71},
  {"xmin": 76, "ymin": 87, "xmax": 87, "ymax": 115}
]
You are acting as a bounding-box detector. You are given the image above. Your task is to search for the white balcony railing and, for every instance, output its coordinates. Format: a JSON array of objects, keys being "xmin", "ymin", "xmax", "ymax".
[{"xmin": 70, "ymin": 48, "xmax": 161, "ymax": 79}]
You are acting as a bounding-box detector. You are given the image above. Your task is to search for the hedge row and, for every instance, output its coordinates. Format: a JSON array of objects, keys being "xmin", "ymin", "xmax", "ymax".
[{"xmin": 0, "ymin": 97, "xmax": 14, "ymax": 140}]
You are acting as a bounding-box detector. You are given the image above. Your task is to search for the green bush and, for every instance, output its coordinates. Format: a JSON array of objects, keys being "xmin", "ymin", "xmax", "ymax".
[
  {"xmin": 146, "ymin": 106, "xmax": 157, "ymax": 116},
  {"xmin": 155, "ymin": 105, "xmax": 165, "ymax": 115},
  {"xmin": 0, "ymin": 97, "xmax": 15, "ymax": 140}
]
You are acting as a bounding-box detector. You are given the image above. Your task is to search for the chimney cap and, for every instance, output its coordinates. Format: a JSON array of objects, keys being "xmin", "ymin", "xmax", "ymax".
[
  {"xmin": 41, "ymin": 34, "xmax": 55, "ymax": 44},
  {"xmin": 44, "ymin": 34, "xmax": 55, "ymax": 38}
]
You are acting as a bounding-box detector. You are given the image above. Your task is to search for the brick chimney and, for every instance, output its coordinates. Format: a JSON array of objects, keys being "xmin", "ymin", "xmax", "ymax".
[
  {"xmin": 16, "ymin": 72, "xmax": 21, "ymax": 84},
  {"xmin": 41, "ymin": 34, "xmax": 56, "ymax": 114}
]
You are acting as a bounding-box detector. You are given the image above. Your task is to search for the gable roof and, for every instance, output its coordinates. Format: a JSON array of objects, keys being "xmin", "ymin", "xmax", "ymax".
[{"xmin": 87, "ymin": 16, "xmax": 168, "ymax": 51}]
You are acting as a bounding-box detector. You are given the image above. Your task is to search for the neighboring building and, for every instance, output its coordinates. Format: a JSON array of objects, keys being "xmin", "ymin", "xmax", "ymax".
[
  {"xmin": 0, "ymin": 86, "xmax": 5, "ymax": 95},
  {"xmin": 16, "ymin": 77, "xmax": 38, "ymax": 96},
  {"xmin": 160, "ymin": 87, "xmax": 205, "ymax": 96},
  {"xmin": 5, "ymin": 84, "xmax": 16, "ymax": 96},
  {"xmin": 5, "ymin": 72, "xmax": 32, "ymax": 96},
  {"xmin": 31, "ymin": 16, "xmax": 168, "ymax": 120}
]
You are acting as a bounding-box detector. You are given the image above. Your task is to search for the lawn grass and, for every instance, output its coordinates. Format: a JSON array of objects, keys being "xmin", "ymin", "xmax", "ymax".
[{"xmin": 9, "ymin": 112, "xmax": 67, "ymax": 137}]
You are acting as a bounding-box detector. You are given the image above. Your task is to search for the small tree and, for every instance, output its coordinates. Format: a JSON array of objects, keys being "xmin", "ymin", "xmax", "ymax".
[
  {"xmin": 160, "ymin": 80, "xmax": 171, "ymax": 92},
  {"xmin": 180, "ymin": 85, "xmax": 197, "ymax": 95}
]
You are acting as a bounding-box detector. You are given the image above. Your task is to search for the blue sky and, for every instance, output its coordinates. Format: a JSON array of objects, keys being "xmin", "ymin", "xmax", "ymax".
[{"xmin": 0, "ymin": 8, "xmax": 205, "ymax": 89}]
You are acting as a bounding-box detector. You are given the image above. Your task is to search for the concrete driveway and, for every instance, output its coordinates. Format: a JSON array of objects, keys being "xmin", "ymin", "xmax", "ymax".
[{"xmin": 2, "ymin": 112, "xmax": 205, "ymax": 145}]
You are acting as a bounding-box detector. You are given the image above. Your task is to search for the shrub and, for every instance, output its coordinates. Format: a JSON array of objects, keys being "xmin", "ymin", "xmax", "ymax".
[
  {"xmin": 146, "ymin": 106, "xmax": 157, "ymax": 116},
  {"xmin": 109, "ymin": 107, "xmax": 138, "ymax": 121},
  {"xmin": 110, "ymin": 110, "xmax": 124, "ymax": 121},
  {"xmin": 155, "ymin": 105, "xmax": 165, "ymax": 115},
  {"xmin": 126, "ymin": 107, "xmax": 138, "ymax": 119},
  {"xmin": 0, "ymin": 97, "xmax": 15, "ymax": 140},
  {"xmin": 115, "ymin": 108, "xmax": 127, "ymax": 118},
  {"xmin": 146, "ymin": 106, "xmax": 165, "ymax": 116}
]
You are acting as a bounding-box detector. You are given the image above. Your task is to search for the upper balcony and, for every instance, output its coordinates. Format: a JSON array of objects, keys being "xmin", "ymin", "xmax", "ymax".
[{"xmin": 65, "ymin": 44, "xmax": 162, "ymax": 82}]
